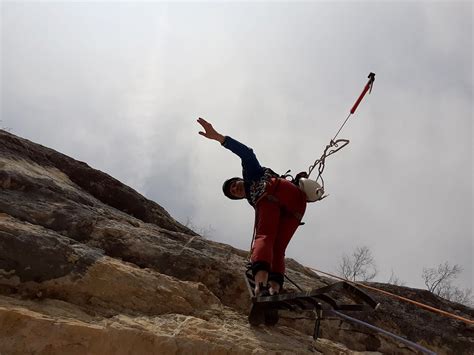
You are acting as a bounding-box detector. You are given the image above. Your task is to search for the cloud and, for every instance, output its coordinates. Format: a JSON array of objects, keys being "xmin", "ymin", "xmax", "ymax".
[{"xmin": 1, "ymin": 1, "xmax": 472, "ymax": 289}]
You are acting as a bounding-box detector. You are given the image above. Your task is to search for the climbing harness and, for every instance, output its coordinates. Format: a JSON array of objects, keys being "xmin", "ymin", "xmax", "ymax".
[{"xmin": 303, "ymin": 72, "xmax": 376, "ymax": 201}]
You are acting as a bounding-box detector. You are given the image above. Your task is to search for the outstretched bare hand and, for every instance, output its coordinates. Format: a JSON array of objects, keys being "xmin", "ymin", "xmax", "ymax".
[{"xmin": 197, "ymin": 117, "xmax": 225, "ymax": 143}]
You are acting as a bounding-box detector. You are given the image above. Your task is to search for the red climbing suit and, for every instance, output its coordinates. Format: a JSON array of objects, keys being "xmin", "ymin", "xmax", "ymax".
[{"xmin": 251, "ymin": 177, "xmax": 307, "ymax": 274}]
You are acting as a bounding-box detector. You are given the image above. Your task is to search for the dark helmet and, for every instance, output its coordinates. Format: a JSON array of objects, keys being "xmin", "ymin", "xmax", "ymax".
[{"xmin": 222, "ymin": 177, "xmax": 244, "ymax": 200}]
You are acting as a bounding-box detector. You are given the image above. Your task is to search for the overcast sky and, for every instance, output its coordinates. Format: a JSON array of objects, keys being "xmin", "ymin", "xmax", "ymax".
[{"xmin": 1, "ymin": 1, "xmax": 472, "ymax": 290}]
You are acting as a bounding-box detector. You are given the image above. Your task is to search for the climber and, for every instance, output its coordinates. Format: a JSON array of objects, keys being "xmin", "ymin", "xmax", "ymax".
[{"xmin": 197, "ymin": 117, "xmax": 307, "ymax": 297}]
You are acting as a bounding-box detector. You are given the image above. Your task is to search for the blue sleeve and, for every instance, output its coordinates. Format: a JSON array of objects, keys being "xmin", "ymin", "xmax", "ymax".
[{"xmin": 221, "ymin": 136, "xmax": 263, "ymax": 180}]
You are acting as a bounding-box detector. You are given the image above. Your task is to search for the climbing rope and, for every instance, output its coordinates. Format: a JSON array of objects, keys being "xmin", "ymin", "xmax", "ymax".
[{"xmin": 307, "ymin": 266, "xmax": 474, "ymax": 325}]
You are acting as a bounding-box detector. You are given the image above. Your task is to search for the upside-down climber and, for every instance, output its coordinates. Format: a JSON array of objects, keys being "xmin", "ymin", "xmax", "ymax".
[{"xmin": 197, "ymin": 117, "xmax": 307, "ymax": 298}]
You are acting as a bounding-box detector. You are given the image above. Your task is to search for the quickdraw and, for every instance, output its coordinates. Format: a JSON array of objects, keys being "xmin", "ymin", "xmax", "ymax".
[{"xmin": 307, "ymin": 138, "xmax": 350, "ymax": 193}]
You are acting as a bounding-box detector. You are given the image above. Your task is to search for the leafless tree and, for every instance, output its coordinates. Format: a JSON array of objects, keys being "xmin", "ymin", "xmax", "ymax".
[
  {"xmin": 422, "ymin": 261, "xmax": 473, "ymax": 306},
  {"xmin": 183, "ymin": 217, "xmax": 214, "ymax": 239},
  {"xmin": 338, "ymin": 246, "xmax": 377, "ymax": 282},
  {"xmin": 388, "ymin": 269, "xmax": 406, "ymax": 286},
  {"xmin": 439, "ymin": 287, "xmax": 473, "ymax": 306},
  {"xmin": 422, "ymin": 262, "xmax": 462, "ymax": 293}
]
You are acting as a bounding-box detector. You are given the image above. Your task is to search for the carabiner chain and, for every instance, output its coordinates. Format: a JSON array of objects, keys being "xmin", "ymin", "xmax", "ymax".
[{"xmin": 307, "ymin": 138, "xmax": 350, "ymax": 188}]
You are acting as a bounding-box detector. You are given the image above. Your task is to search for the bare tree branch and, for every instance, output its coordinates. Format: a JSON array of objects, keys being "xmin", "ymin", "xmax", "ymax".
[
  {"xmin": 388, "ymin": 269, "xmax": 406, "ymax": 286},
  {"xmin": 440, "ymin": 287, "xmax": 473, "ymax": 307},
  {"xmin": 338, "ymin": 246, "xmax": 377, "ymax": 282},
  {"xmin": 422, "ymin": 262, "xmax": 462, "ymax": 294},
  {"xmin": 421, "ymin": 261, "xmax": 472, "ymax": 306},
  {"xmin": 182, "ymin": 217, "xmax": 214, "ymax": 239}
]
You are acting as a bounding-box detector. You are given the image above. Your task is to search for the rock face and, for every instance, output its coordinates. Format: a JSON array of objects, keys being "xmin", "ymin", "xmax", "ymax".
[{"xmin": 0, "ymin": 129, "xmax": 473, "ymax": 354}]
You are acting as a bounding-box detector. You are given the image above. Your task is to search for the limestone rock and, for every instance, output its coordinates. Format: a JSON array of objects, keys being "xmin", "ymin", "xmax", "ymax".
[{"xmin": 0, "ymin": 295, "xmax": 324, "ymax": 354}]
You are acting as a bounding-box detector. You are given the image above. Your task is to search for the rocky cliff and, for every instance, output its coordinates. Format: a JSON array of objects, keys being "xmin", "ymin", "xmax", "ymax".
[{"xmin": 0, "ymin": 129, "xmax": 473, "ymax": 354}]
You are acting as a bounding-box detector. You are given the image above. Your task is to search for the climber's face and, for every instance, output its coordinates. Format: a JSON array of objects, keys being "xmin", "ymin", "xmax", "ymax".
[{"xmin": 230, "ymin": 180, "xmax": 245, "ymax": 199}]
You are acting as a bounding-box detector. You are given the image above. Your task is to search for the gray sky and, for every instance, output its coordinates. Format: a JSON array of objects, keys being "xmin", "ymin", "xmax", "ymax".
[{"xmin": 1, "ymin": 1, "xmax": 472, "ymax": 290}]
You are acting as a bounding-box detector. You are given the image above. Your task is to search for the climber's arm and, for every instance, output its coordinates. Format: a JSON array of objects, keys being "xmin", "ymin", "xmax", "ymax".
[{"xmin": 197, "ymin": 117, "xmax": 262, "ymax": 175}]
